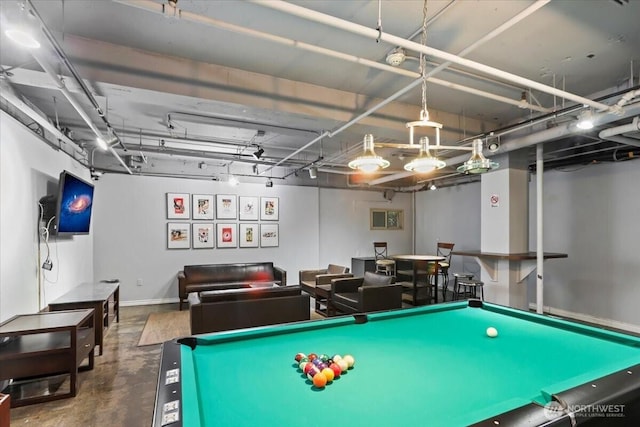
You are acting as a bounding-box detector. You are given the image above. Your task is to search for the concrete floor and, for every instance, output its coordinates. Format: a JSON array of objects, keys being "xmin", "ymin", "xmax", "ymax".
[{"xmin": 9, "ymin": 304, "xmax": 176, "ymax": 427}]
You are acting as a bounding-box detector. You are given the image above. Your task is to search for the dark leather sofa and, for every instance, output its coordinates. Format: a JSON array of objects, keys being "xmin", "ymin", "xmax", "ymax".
[
  {"xmin": 188, "ymin": 284, "xmax": 310, "ymax": 334},
  {"xmin": 178, "ymin": 262, "xmax": 287, "ymax": 310}
]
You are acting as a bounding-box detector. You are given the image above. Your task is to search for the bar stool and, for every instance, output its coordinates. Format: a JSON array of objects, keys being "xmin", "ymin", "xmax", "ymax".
[
  {"xmin": 451, "ymin": 273, "xmax": 473, "ymax": 301},
  {"xmin": 454, "ymin": 278, "xmax": 484, "ymax": 301}
]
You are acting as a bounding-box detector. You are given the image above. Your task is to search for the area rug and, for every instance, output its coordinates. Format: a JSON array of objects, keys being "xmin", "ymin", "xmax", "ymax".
[{"xmin": 137, "ymin": 310, "xmax": 190, "ymax": 346}]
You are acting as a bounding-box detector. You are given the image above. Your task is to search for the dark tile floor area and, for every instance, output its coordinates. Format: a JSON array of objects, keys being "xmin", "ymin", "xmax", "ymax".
[{"xmin": 9, "ymin": 304, "xmax": 176, "ymax": 427}]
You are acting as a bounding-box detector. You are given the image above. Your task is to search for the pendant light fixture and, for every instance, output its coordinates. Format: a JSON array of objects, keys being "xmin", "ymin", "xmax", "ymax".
[
  {"xmin": 348, "ymin": 0, "xmax": 498, "ymax": 176},
  {"xmin": 456, "ymin": 139, "xmax": 499, "ymax": 174},
  {"xmin": 404, "ymin": 137, "xmax": 445, "ymax": 172},
  {"xmin": 347, "ymin": 134, "xmax": 390, "ymax": 173}
]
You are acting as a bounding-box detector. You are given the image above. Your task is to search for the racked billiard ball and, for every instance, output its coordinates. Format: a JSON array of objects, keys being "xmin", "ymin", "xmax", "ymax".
[
  {"xmin": 337, "ymin": 359, "xmax": 349, "ymax": 373},
  {"xmin": 329, "ymin": 363, "xmax": 341, "ymax": 378},
  {"xmin": 312, "ymin": 372, "xmax": 327, "ymax": 388},
  {"xmin": 294, "ymin": 353, "xmax": 306, "ymax": 362},
  {"xmin": 306, "ymin": 365, "xmax": 321, "ymax": 381},
  {"xmin": 342, "ymin": 354, "xmax": 355, "ymax": 368}
]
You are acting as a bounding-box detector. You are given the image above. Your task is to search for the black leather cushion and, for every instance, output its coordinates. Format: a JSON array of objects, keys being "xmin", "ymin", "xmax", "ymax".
[
  {"xmin": 184, "ymin": 263, "xmax": 275, "ymax": 284},
  {"xmin": 362, "ymin": 271, "xmax": 394, "ymax": 287},
  {"xmin": 200, "ymin": 285, "xmax": 301, "ymax": 303}
]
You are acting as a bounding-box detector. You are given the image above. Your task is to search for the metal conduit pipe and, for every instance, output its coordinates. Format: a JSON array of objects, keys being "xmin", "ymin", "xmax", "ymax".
[
  {"xmin": 116, "ymin": 0, "xmax": 551, "ymax": 177},
  {"xmin": 30, "ymin": 51, "xmax": 134, "ymax": 175},
  {"xmin": 599, "ymin": 116, "xmax": 640, "ymax": 139},
  {"xmin": 26, "ymin": 0, "xmax": 129, "ymax": 156},
  {"xmin": 0, "ymin": 84, "xmax": 85, "ymax": 156},
  {"xmin": 253, "ymin": 0, "xmax": 615, "ymax": 113},
  {"xmin": 114, "ymin": 0, "xmax": 546, "ymax": 114}
]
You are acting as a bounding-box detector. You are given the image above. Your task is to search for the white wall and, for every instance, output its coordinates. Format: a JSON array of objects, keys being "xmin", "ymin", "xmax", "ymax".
[
  {"xmin": 415, "ymin": 183, "xmax": 482, "ymax": 276},
  {"xmin": 527, "ymin": 160, "xmax": 640, "ymax": 326},
  {"xmin": 93, "ymin": 175, "xmax": 320, "ymax": 304},
  {"xmin": 0, "ymin": 111, "xmax": 94, "ymax": 322},
  {"xmin": 317, "ymin": 188, "xmax": 413, "ymax": 270}
]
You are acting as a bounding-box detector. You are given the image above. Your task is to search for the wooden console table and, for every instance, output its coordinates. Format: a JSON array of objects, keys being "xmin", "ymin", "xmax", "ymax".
[
  {"xmin": 48, "ymin": 281, "xmax": 119, "ymax": 356},
  {"xmin": 0, "ymin": 309, "xmax": 95, "ymax": 407}
]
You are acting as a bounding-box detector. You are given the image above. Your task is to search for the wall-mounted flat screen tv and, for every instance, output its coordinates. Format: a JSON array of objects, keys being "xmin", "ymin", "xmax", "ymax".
[{"xmin": 55, "ymin": 170, "xmax": 95, "ymax": 235}]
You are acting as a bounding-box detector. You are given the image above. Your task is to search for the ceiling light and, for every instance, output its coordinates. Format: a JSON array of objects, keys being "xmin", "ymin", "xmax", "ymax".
[
  {"xmin": 5, "ymin": 28, "xmax": 40, "ymax": 49},
  {"xmin": 456, "ymin": 139, "xmax": 499, "ymax": 174},
  {"xmin": 265, "ymin": 179, "xmax": 273, "ymax": 188},
  {"xmin": 252, "ymin": 147, "xmax": 264, "ymax": 160},
  {"xmin": 576, "ymin": 110, "xmax": 594, "ymax": 130},
  {"xmin": 386, "ymin": 47, "xmax": 406, "ymax": 66},
  {"xmin": 488, "ymin": 141, "xmax": 500, "ymax": 152},
  {"xmin": 96, "ymin": 137, "xmax": 108, "ymax": 151},
  {"xmin": 348, "ymin": 134, "xmax": 390, "ymax": 173},
  {"xmin": 429, "ymin": 183, "xmax": 437, "ymax": 191},
  {"xmin": 404, "ymin": 137, "xmax": 446, "ymax": 173},
  {"xmin": 309, "ymin": 167, "xmax": 318, "ymax": 179},
  {"xmin": 199, "ymin": 162, "xmax": 207, "ymax": 170}
]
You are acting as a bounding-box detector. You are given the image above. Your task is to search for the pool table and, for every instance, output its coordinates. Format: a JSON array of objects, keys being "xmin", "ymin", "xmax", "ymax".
[{"xmin": 153, "ymin": 301, "xmax": 640, "ymax": 426}]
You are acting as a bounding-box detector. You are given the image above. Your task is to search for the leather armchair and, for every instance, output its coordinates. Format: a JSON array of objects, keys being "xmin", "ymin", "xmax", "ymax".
[
  {"xmin": 331, "ymin": 272, "xmax": 402, "ymax": 314},
  {"xmin": 299, "ymin": 264, "xmax": 352, "ymax": 315}
]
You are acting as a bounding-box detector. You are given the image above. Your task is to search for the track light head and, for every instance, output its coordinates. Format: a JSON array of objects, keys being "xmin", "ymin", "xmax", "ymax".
[{"xmin": 252, "ymin": 147, "xmax": 265, "ymax": 160}]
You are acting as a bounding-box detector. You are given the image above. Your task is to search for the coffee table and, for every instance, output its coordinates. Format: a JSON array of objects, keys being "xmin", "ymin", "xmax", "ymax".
[
  {"xmin": 0, "ymin": 309, "xmax": 95, "ymax": 407},
  {"xmin": 48, "ymin": 281, "xmax": 119, "ymax": 355}
]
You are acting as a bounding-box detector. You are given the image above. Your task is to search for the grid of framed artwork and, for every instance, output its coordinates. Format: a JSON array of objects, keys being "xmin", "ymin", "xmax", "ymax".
[{"xmin": 165, "ymin": 193, "xmax": 279, "ymax": 249}]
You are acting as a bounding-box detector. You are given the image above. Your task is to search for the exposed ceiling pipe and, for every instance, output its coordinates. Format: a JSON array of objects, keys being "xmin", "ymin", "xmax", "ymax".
[
  {"xmin": 253, "ymin": 0, "xmax": 617, "ymax": 113},
  {"xmin": 599, "ymin": 116, "xmax": 640, "ymax": 148},
  {"xmin": 370, "ymin": 102, "xmax": 640, "ymax": 185},
  {"xmin": 0, "ymin": 82, "xmax": 85, "ymax": 156},
  {"xmin": 26, "ymin": 0, "xmax": 131, "ymax": 172},
  {"xmin": 599, "ymin": 116, "xmax": 640, "ymax": 138},
  {"xmin": 114, "ymin": 0, "xmax": 548, "ymax": 115},
  {"xmin": 29, "ymin": 50, "xmax": 133, "ymax": 175}
]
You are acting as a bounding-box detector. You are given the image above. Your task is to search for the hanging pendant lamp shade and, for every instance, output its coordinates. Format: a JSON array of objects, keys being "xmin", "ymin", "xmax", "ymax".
[
  {"xmin": 456, "ymin": 139, "xmax": 499, "ymax": 174},
  {"xmin": 404, "ymin": 137, "xmax": 446, "ymax": 172},
  {"xmin": 348, "ymin": 134, "xmax": 390, "ymax": 173}
]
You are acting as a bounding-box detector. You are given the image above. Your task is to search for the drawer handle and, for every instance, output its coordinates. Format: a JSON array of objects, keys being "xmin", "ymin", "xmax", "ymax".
[{"xmin": 84, "ymin": 344, "xmax": 91, "ymax": 348}]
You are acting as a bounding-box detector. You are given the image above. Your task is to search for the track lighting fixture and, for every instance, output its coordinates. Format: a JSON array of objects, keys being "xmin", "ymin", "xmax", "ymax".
[
  {"xmin": 252, "ymin": 147, "xmax": 265, "ymax": 160},
  {"xmin": 576, "ymin": 109, "xmax": 594, "ymax": 130}
]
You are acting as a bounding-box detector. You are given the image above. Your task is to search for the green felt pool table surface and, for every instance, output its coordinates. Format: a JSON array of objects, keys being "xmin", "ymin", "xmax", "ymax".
[{"xmin": 156, "ymin": 301, "xmax": 640, "ymax": 426}]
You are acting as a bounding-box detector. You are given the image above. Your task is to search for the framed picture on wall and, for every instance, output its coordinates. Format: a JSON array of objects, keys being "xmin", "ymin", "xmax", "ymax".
[
  {"xmin": 239, "ymin": 196, "xmax": 259, "ymax": 220},
  {"xmin": 216, "ymin": 223, "xmax": 237, "ymax": 248},
  {"xmin": 167, "ymin": 193, "xmax": 190, "ymax": 219},
  {"xmin": 239, "ymin": 223, "xmax": 259, "ymax": 248},
  {"xmin": 192, "ymin": 223, "xmax": 214, "ymax": 249},
  {"xmin": 192, "ymin": 194, "xmax": 214, "ymax": 220},
  {"xmin": 216, "ymin": 194, "xmax": 237, "ymax": 219},
  {"xmin": 260, "ymin": 196, "xmax": 279, "ymax": 221},
  {"xmin": 260, "ymin": 223, "xmax": 279, "ymax": 247},
  {"xmin": 167, "ymin": 222, "xmax": 191, "ymax": 249}
]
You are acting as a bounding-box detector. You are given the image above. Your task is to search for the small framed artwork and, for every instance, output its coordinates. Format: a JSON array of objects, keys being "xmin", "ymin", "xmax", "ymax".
[
  {"xmin": 167, "ymin": 193, "xmax": 190, "ymax": 219},
  {"xmin": 216, "ymin": 223, "xmax": 237, "ymax": 248},
  {"xmin": 192, "ymin": 223, "xmax": 214, "ymax": 249},
  {"xmin": 192, "ymin": 194, "xmax": 214, "ymax": 220},
  {"xmin": 167, "ymin": 222, "xmax": 191, "ymax": 249},
  {"xmin": 260, "ymin": 223, "xmax": 279, "ymax": 247},
  {"xmin": 260, "ymin": 196, "xmax": 279, "ymax": 221},
  {"xmin": 216, "ymin": 194, "xmax": 237, "ymax": 219},
  {"xmin": 239, "ymin": 223, "xmax": 259, "ymax": 248},
  {"xmin": 239, "ymin": 196, "xmax": 259, "ymax": 221}
]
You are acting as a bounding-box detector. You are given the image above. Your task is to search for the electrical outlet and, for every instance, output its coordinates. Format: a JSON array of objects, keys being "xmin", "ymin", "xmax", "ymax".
[{"xmin": 136, "ymin": 278, "xmax": 143, "ymax": 286}]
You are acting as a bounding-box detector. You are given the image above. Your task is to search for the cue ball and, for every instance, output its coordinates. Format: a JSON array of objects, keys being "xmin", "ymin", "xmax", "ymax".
[{"xmin": 486, "ymin": 327, "xmax": 498, "ymax": 338}]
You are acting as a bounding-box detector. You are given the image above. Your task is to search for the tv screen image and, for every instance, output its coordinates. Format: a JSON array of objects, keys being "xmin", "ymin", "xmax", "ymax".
[{"xmin": 56, "ymin": 171, "xmax": 95, "ymax": 234}]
